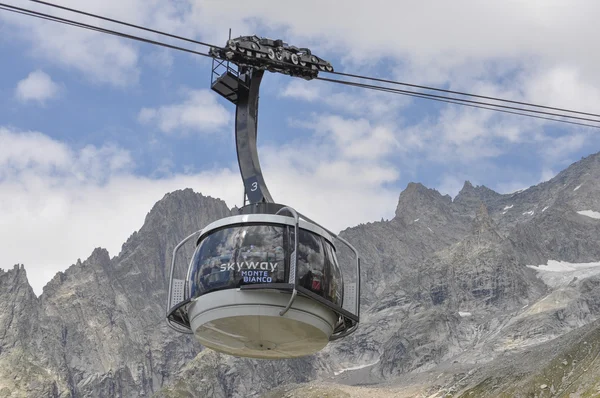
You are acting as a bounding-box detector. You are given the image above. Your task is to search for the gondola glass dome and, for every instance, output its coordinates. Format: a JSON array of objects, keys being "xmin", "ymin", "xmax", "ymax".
[
  {"xmin": 166, "ymin": 205, "xmax": 360, "ymax": 359},
  {"xmin": 166, "ymin": 35, "xmax": 359, "ymax": 359}
]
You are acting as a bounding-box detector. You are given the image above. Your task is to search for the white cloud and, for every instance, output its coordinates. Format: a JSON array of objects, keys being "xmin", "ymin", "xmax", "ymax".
[
  {"xmin": 14, "ymin": 70, "xmax": 60, "ymax": 104},
  {"xmin": 522, "ymin": 65, "xmax": 600, "ymax": 115},
  {"xmin": 307, "ymin": 114, "xmax": 401, "ymax": 160},
  {"xmin": 256, "ymin": 113, "xmax": 401, "ymax": 231},
  {"xmin": 258, "ymin": 144, "xmax": 399, "ymax": 233},
  {"xmin": 282, "ymin": 80, "xmax": 320, "ymax": 101},
  {"xmin": 1, "ymin": 2, "xmax": 140, "ymax": 86},
  {"xmin": 0, "ymin": 126, "xmax": 399, "ymax": 295},
  {"xmin": 0, "ymin": 170, "xmax": 242, "ymax": 296},
  {"xmin": 541, "ymin": 132, "xmax": 589, "ymax": 161},
  {"xmin": 189, "ymin": 1, "xmax": 594, "ymax": 61},
  {"xmin": 0, "ymin": 128, "xmax": 70, "ymax": 172},
  {"xmin": 144, "ymin": 49, "xmax": 174, "ymax": 72},
  {"xmin": 281, "ymin": 79, "xmax": 410, "ymax": 119},
  {"xmin": 138, "ymin": 89, "xmax": 231, "ymax": 134},
  {"xmin": 0, "ymin": 127, "xmax": 239, "ymax": 295},
  {"xmin": 0, "ymin": 128, "xmax": 132, "ymax": 182},
  {"xmin": 182, "ymin": 0, "xmax": 600, "ymax": 96}
]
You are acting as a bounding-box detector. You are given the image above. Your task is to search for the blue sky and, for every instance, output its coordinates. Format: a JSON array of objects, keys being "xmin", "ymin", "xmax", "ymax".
[{"xmin": 1, "ymin": 0, "xmax": 600, "ymax": 294}]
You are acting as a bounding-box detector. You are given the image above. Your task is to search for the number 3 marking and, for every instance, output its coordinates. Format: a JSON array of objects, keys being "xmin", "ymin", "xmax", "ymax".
[{"xmin": 251, "ymin": 182, "xmax": 258, "ymax": 191}]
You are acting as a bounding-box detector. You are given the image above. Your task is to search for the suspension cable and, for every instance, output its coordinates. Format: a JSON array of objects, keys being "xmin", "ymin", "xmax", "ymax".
[
  {"xmin": 315, "ymin": 77, "xmax": 600, "ymax": 124},
  {"xmin": 2, "ymin": 2, "xmax": 599, "ymax": 128},
  {"xmin": 315, "ymin": 77, "xmax": 600, "ymax": 130},
  {"xmin": 28, "ymin": 0, "xmax": 215, "ymax": 49},
  {"xmin": 17, "ymin": 2, "xmax": 600, "ymax": 120},
  {"xmin": 0, "ymin": 3, "xmax": 213, "ymax": 59},
  {"xmin": 326, "ymin": 70, "xmax": 600, "ymax": 119}
]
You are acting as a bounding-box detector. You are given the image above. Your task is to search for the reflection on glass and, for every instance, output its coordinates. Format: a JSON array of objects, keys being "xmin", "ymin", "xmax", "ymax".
[
  {"xmin": 188, "ymin": 224, "xmax": 343, "ymax": 308},
  {"xmin": 324, "ymin": 242, "xmax": 343, "ymax": 305},
  {"xmin": 293, "ymin": 230, "xmax": 343, "ymax": 307},
  {"xmin": 189, "ymin": 225, "xmax": 286, "ymax": 298}
]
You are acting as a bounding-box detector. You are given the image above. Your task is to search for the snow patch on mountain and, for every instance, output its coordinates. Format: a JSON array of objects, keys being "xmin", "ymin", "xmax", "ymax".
[
  {"xmin": 334, "ymin": 360, "xmax": 380, "ymax": 376},
  {"xmin": 577, "ymin": 210, "xmax": 600, "ymax": 219},
  {"xmin": 527, "ymin": 260, "xmax": 600, "ymax": 287}
]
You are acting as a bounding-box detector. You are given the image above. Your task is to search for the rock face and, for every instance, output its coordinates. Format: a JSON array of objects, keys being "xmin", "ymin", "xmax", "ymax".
[
  {"xmin": 1, "ymin": 189, "xmax": 231, "ymax": 397},
  {"xmin": 376, "ymin": 203, "xmax": 547, "ymax": 377},
  {"xmin": 0, "ymin": 265, "xmax": 54, "ymax": 397},
  {"xmin": 1, "ymin": 152, "xmax": 600, "ymax": 397},
  {"xmin": 342, "ymin": 182, "xmax": 471, "ymax": 305}
]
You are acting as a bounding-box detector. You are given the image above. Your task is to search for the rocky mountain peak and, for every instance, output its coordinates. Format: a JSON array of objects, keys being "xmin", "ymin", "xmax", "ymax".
[
  {"xmin": 394, "ymin": 182, "xmax": 453, "ymax": 224},
  {"xmin": 88, "ymin": 247, "xmax": 111, "ymax": 265},
  {"xmin": 40, "ymin": 247, "xmax": 112, "ymax": 299},
  {"xmin": 140, "ymin": 188, "xmax": 230, "ymax": 233},
  {"xmin": 0, "ymin": 263, "xmax": 38, "ymax": 351},
  {"xmin": 116, "ymin": 188, "xmax": 232, "ymax": 265},
  {"xmin": 546, "ymin": 151, "xmax": 600, "ymax": 189},
  {"xmin": 455, "ymin": 180, "xmax": 499, "ymax": 198},
  {"xmin": 454, "ymin": 181, "xmax": 503, "ymax": 217},
  {"xmin": 0, "ymin": 264, "xmax": 30, "ymax": 286}
]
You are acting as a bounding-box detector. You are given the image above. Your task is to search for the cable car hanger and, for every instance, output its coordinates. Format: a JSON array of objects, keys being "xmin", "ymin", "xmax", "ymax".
[{"xmin": 165, "ymin": 34, "xmax": 361, "ymax": 359}]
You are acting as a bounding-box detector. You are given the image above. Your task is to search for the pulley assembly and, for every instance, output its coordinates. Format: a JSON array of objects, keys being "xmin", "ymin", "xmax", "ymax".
[{"xmin": 166, "ymin": 35, "xmax": 360, "ymax": 359}]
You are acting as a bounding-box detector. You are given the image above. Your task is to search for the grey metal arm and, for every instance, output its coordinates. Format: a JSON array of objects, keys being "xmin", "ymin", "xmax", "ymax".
[
  {"xmin": 276, "ymin": 206, "xmax": 300, "ymax": 316},
  {"xmin": 235, "ymin": 68, "xmax": 273, "ymax": 204},
  {"xmin": 166, "ymin": 230, "xmax": 201, "ymax": 334}
]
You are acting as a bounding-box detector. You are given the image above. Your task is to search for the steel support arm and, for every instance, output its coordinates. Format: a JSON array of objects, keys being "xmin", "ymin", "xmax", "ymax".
[{"xmin": 235, "ymin": 68, "xmax": 273, "ymax": 204}]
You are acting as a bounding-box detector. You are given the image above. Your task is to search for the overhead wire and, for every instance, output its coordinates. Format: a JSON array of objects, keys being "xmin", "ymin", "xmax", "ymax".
[
  {"xmin": 21, "ymin": 0, "xmax": 600, "ymax": 122},
  {"xmin": 1, "ymin": 2, "xmax": 599, "ymax": 128},
  {"xmin": 28, "ymin": 0, "xmax": 215, "ymax": 49},
  {"xmin": 0, "ymin": 2, "xmax": 213, "ymax": 59},
  {"xmin": 326, "ymin": 71, "xmax": 600, "ymax": 119},
  {"xmin": 0, "ymin": 4, "xmax": 108, "ymax": 32},
  {"xmin": 315, "ymin": 77, "xmax": 600, "ymax": 130},
  {"xmin": 316, "ymin": 76, "xmax": 600, "ymax": 127},
  {"xmin": 316, "ymin": 76, "xmax": 600, "ymax": 124}
]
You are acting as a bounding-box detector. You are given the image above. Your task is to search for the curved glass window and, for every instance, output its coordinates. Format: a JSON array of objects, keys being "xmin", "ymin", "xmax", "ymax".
[
  {"xmin": 296, "ymin": 229, "xmax": 325, "ymax": 291},
  {"xmin": 324, "ymin": 241, "xmax": 344, "ymax": 306},
  {"xmin": 188, "ymin": 223, "xmax": 343, "ymax": 307},
  {"xmin": 189, "ymin": 225, "xmax": 287, "ymax": 298},
  {"xmin": 293, "ymin": 230, "xmax": 343, "ymax": 307}
]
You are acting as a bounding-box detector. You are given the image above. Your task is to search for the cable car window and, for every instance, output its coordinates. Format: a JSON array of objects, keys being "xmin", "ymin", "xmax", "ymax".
[
  {"xmin": 297, "ymin": 229, "xmax": 324, "ymax": 293},
  {"xmin": 323, "ymin": 240, "xmax": 343, "ymax": 306},
  {"xmin": 189, "ymin": 225, "xmax": 286, "ymax": 298},
  {"xmin": 293, "ymin": 229, "xmax": 342, "ymax": 306}
]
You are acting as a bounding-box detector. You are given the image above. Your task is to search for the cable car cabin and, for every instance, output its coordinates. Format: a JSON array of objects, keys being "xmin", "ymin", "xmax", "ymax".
[{"xmin": 166, "ymin": 204, "xmax": 360, "ymax": 359}]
